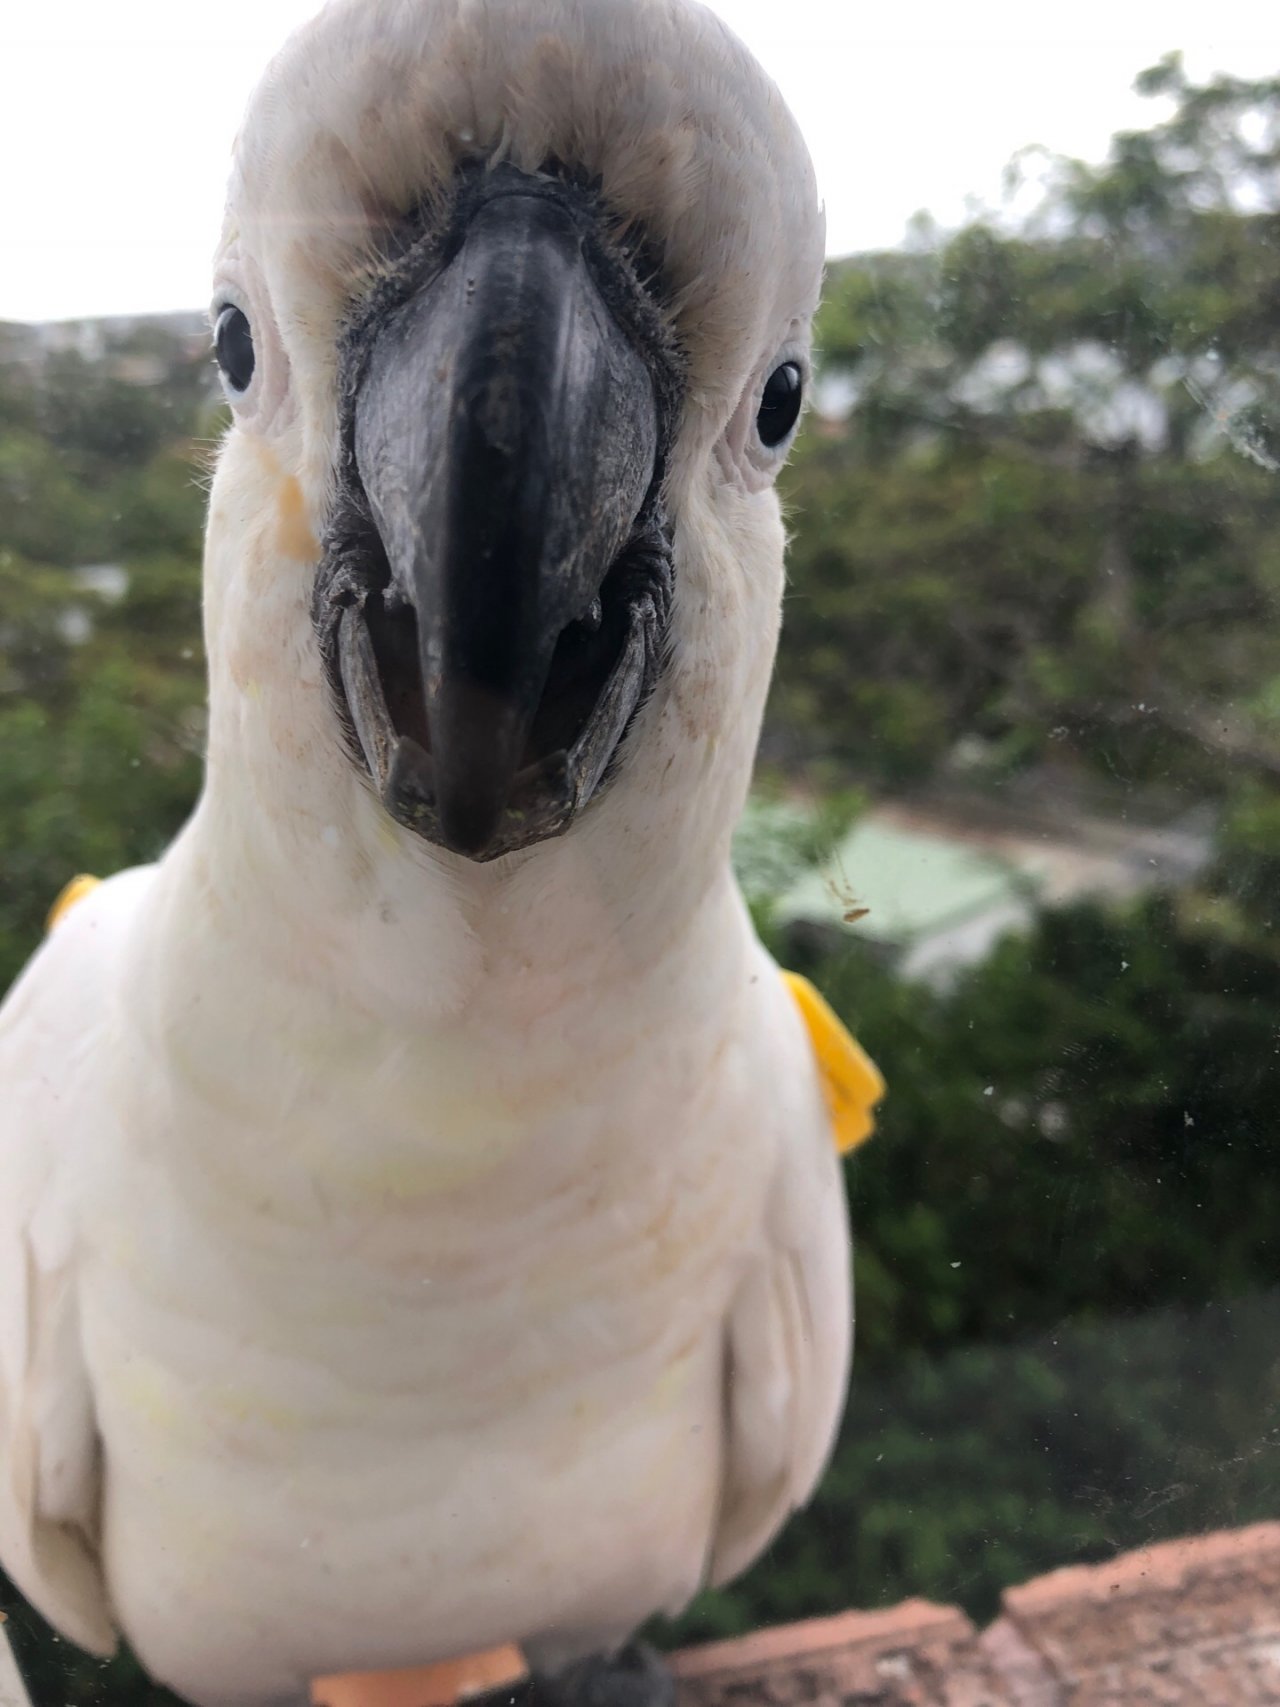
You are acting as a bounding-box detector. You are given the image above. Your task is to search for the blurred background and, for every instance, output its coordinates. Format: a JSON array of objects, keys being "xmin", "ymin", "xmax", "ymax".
[{"xmin": 1, "ymin": 2, "xmax": 1278, "ymax": 1701}]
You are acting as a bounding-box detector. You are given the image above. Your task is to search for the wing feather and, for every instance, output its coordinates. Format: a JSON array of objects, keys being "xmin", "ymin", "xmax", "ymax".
[
  {"xmin": 0, "ymin": 870, "xmax": 153, "ymax": 1655},
  {"xmin": 708, "ymin": 986, "xmax": 853, "ymax": 1587}
]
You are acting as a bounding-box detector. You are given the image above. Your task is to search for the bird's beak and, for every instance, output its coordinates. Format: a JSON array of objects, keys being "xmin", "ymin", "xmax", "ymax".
[{"xmin": 322, "ymin": 174, "xmax": 673, "ymax": 860}]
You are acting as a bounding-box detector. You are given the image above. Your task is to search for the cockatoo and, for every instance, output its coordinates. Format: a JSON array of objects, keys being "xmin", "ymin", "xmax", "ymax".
[{"xmin": 0, "ymin": 1, "xmax": 880, "ymax": 1703}]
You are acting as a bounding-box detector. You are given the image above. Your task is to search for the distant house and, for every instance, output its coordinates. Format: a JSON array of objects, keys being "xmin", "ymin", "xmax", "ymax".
[{"xmin": 774, "ymin": 784, "xmax": 1215, "ymax": 985}]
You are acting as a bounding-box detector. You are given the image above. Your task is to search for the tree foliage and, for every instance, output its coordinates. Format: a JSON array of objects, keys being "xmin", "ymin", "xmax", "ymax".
[
  {"xmin": 0, "ymin": 325, "xmax": 212, "ymax": 993},
  {"xmin": 770, "ymin": 55, "xmax": 1280, "ymax": 792}
]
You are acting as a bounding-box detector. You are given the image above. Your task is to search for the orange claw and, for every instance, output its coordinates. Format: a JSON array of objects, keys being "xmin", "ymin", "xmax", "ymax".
[{"xmin": 312, "ymin": 1646, "xmax": 528, "ymax": 1707}]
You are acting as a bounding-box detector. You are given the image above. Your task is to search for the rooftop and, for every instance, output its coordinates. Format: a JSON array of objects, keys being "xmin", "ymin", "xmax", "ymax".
[{"xmin": 670, "ymin": 1523, "xmax": 1280, "ymax": 1706}]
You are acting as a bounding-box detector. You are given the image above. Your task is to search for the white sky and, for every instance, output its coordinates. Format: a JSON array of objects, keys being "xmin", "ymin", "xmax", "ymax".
[{"xmin": 1, "ymin": 0, "xmax": 1274, "ymax": 322}]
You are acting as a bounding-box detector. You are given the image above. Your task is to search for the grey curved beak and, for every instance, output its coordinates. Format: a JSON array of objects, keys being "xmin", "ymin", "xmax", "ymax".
[{"xmin": 350, "ymin": 184, "xmax": 660, "ymax": 857}]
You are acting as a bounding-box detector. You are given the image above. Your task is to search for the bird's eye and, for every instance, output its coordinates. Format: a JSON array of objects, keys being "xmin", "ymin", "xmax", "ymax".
[
  {"xmin": 215, "ymin": 305, "xmax": 255, "ymax": 393},
  {"xmin": 756, "ymin": 361, "xmax": 803, "ymax": 448}
]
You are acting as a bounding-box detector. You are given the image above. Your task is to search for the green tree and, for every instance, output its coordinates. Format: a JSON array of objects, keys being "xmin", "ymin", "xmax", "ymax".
[
  {"xmin": 771, "ymin": 56, "xmax": 1280, "ymax": 793},
  {"xmin": 0, "ymin": 323, "xmax": 213, "ymax": 992}
]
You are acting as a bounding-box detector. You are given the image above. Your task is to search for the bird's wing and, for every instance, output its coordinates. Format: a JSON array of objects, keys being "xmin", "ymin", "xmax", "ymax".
[
  {"xmin": 707, "ymin": 977, "xmax": 853, "ymax": 1588},
  {"xmin": 0, "ymin": 869, "xmax": 153, "ymax": 1656}
]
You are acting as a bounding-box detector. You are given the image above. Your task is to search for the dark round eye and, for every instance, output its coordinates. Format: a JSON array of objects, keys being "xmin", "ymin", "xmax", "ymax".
[
  {"xmin": 756, "ymin": 361, "xmax": 803, "ymax": 448},
  {"xmin": 214, "ymin": 305, "xmax": 255, "ymax": 393}
]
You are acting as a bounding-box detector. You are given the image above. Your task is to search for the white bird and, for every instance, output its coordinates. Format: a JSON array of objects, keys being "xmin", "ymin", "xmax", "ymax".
[{"xmin": 0, "ymin": 2, "xmax": 878, "ymax": 1703}]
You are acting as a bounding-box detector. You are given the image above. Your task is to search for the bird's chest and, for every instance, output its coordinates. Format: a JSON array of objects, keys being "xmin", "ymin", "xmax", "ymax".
[
  {"xmin": 80, "ymin": 996, "xmax": 769, "ymax": 1461},
  {"xmin": 78, "ymin": 1009, "xmax": 768, "ymax": 1677}
]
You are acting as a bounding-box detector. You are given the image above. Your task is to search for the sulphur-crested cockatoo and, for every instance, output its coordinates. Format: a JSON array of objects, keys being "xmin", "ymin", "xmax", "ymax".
[{"xmin": 0, "ymin": 0, "xmax": 876, "ymax": 1702}]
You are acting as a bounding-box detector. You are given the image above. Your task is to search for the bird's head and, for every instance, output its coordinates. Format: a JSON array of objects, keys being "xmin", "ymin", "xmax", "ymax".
[{"xmin": 205, "ymin": 0, "xmax": 823, "ymax": 884}]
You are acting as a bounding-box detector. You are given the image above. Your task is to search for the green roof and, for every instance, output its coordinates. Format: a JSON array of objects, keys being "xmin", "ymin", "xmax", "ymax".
[{"xmin": 776, "ymin": 818, "xmax": 1032, "ymax": 943}]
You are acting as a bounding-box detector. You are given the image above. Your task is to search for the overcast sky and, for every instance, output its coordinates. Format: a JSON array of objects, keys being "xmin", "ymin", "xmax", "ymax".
[{"xmin": 2, "ymin": 0, "xmax": 1274, "ymax": 322}]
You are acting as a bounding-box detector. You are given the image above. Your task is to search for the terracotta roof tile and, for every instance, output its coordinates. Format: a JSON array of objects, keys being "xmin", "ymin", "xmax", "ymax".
[
  {"xmin": 670, "ymin": 1601, "xmax": 989, "ymax": 1707},
  {"xmin": 995, "ymin": 1522, "xmax": 1280, "ymax": 1705},
  {"xmin": 671, "ymin": 1524, "xmax": 1280, "ymax": 1707}
]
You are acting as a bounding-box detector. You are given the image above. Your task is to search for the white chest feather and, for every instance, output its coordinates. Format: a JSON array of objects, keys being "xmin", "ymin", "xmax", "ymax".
[{"xmin": 67, "ymin": 853, "xmax": 821, "ymax": 1696}]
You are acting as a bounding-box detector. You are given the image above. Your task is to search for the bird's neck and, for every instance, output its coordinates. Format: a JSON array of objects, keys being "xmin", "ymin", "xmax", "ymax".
[
  {"xmin": 189, "ymin": 456, "xmax": 771, "ymax": 1037},
  {"xmin": 167, "ymin": 755, "xmax": 750, "ymax": 1048}
]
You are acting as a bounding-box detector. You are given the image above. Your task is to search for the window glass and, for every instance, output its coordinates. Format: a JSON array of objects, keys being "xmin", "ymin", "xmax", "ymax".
[{"xmin": 1, "ymin": 4, "xmax": 1276, "ymax": 1703}]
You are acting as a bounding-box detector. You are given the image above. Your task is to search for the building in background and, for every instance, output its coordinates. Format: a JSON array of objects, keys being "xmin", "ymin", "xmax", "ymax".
[{"xmin": 775, "ymin": 780, "xmax": 1216, "ymax": 985}]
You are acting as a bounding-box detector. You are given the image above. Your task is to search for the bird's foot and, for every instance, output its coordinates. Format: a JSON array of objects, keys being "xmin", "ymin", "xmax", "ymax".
[{"xmin": 471, "ymin": 1646, "xmax": 675, "ymax": 1707}]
